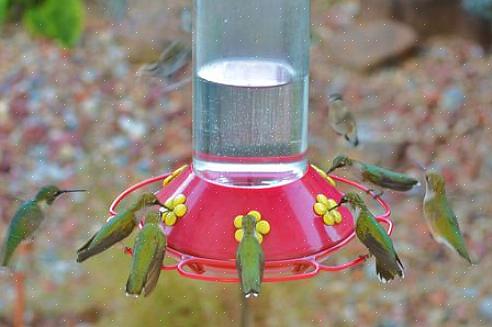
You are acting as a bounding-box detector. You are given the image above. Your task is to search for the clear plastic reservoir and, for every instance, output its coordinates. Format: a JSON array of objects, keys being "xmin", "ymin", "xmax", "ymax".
[{"xmin": 193, "ymin": 0, "xmax": 310, "ymax": 187}]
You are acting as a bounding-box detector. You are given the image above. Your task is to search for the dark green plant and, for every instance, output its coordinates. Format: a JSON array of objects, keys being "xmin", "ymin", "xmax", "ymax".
[
  {"xmin": 1, "ymin": 0, "xmax": 85, "ymax": 48},
  {"xmin": 0, "ymin": 0, "xmax": 7, "ymax": 24}
]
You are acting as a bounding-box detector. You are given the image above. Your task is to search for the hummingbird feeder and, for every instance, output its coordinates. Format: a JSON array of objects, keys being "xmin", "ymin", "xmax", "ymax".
[{"xmin": 110, "ymin": 0, "xmax": 393, "ymax": 283}]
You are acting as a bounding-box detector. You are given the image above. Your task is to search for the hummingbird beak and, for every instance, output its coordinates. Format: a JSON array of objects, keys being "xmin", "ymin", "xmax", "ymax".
[
  {"xmin": 58, "ymin": 189, "xmax": 87, "ymax": 195},
  {"xmin": 328, "ymin": 204, "xmax": 341, "ymax": 211},
  {"xmin": 153, "ymin": 199, "xmax": 166, "ymax": 207},
  {"xmin": 329, "ymin": 198, "xmax": 347, "ymax": 211}
]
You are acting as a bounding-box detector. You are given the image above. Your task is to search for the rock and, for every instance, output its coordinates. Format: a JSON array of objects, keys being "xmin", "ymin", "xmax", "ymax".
[
  {"xmin": 328, "ymin": 20, "xmax": 417, "ymax": 70},
  {"xmin": 376, "ymin": 319, "xmax": 403, "ymax": 327},
  {"xmin": 359, "ymin": 0, "xmax": 396, "ymax": 21},
  {"xmin": 479, "ymin": 297, "xmax": 492, "ymax": 321},
  {"xmin": 359, "ymin": 0, "xmax": 492, "ymax": 48},
  {"xmin": 117, "ymin": 116, "xmax": 147, "ymax": 140},
  {"xmin": 440, "ymin": 85, "xmax": 466, "ymax": 113}
]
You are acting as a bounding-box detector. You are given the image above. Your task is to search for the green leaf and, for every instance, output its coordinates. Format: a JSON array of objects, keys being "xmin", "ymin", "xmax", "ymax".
[{"xmin": 22, "ymin": 0, "xmax": 85, "ymax": 47}]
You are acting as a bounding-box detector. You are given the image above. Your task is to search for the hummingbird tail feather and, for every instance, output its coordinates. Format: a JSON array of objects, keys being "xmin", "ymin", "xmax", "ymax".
[
  {"xmin": 76, "ymin": 238, "xmax": 115, "ymax": 263},
  {"xmin": 396, "ymin": 256, "xmax": 405, "ymax": 278},
  {"xmin": 435, "ymin": 235, "xmax": 473, "ymax": 264},
  {"xmin": 244, "ymin": 291, "xmax": 259, "ymax": 299},
  {"xmin": 458, "ymin": 247, "xmax": 473, "ymax": 265},
  {"xmin": 376, "ymin": 262, "xmax": 397, "ymax": 283},
  {"xmin": 76, "ymin": 250, "xmax": 94, "ymax": 263},
  {"xmin": 125, "ymin": 278, "xmax": 143, "ymax": 297},
  {"xmin": 0, "ymin": 243, "xmax": 13, "ymax": 267}
]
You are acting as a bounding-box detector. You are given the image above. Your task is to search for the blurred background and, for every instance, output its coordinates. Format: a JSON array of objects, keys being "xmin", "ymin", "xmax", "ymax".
[{"xmin": 0, "ymin": 0, "xmax": 491, "ymax": 326}]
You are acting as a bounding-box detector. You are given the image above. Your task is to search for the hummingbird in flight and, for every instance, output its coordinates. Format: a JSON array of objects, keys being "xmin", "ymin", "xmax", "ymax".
[
  {"xmin": 338, "ymin": 192, "xmax": 404, "ymax": 283},
  {"xmin": 423, "ymin": 170, "xmax": 473, "ymax": 264},
  {"xmin": 236, "ymin": 214, "xmax": 265, "ymax": 298},
  {"xmin": 327, "ymin": 93, "xmax": 359, "ymax": 147},
  {"xmin": 76, "ymin": 192, "xmax": 164, "ymax": 263},
  {"xmin": 327, "ymin": 155, "xmax": 419, "ymax": 194},
  {"xmin": 126, "ymin": 211, "xmax": 166, "ymax": 298},
  {"xmin": 1, "ymin": 185, "xmax": 85, "ymax": 267},
  {"xmin": 137, "ymin": 40, "xmax": 191, "ymax": 81}
]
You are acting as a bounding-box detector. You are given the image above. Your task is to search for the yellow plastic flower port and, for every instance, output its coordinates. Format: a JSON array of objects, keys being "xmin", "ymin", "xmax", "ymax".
[
  {"xmin": 161, "ymin": 193, "xmax": 188, "ymax": 226},
  {"xmin": 233, "ymin": 210, "xmax": 270, "ymax": 243},
  {"xmin": 163, "ymin": 164, "xmax": 189, "ymax": 186},
  {"xmin": 311, "ymin": 164, "xmax": 336, "ymax": 187},
  {"xmin": 313, "ymin": 194, "xmax": 343, "ymax": 226}
]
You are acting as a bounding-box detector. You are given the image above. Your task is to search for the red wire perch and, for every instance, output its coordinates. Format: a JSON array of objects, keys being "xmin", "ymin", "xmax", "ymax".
[
  {"xmin": 109, "ymin": 169, "xmax": 394, "ymax": 282},
  {"xmin": 109, "ymin": 173, "xmax": 172, "ymax": 216}
]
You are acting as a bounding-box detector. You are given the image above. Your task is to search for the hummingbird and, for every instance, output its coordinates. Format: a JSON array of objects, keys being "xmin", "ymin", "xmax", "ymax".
[
  {"xmin": 126, "ymin": 211, "xmax": 166, "ymax": 297},
  {"xmin": 137, "ymin": 41, "xmax": 191, "ymax": 81},
  {"xmin": 0, "ymin": 185, "xmax": 85, "ymax": 267},
  {"xmin": 423, "ymin": 170, "xmax": 473, "ymax": 264},
  {"xmin": 327, "ymin": 155, "xmax": 419, "ymax": 193},
  {"xmin": 327, "ymin": 93, "xmax": 359, "ymax": 147},
  {"xmin": 338, "ymin": 192, "xmax": 404, "ymax": 282},
  {"xmin": 236, "ymin": 214, "xmax": 265, "ymax": 298},
  {"xmin": 76, "ymin": 192, "xmax": 164, "ymax": 263}
]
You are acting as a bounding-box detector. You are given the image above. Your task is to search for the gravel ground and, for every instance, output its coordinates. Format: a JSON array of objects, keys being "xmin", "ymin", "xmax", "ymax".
[{"xmin": 0, "ymin": 1, "xmax": 491, "ymax": 326}]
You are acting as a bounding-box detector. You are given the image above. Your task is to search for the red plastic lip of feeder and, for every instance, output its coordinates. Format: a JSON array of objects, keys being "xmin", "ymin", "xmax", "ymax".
[{"xmin": 109, "ymin": 165, "xmax": 393, "ymax": 283}]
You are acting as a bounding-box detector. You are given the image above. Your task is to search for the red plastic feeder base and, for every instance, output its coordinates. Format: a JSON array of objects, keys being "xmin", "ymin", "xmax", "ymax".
[{"xmin": 110, "ymin": 164, "xmax": 392, "ymax": 283}]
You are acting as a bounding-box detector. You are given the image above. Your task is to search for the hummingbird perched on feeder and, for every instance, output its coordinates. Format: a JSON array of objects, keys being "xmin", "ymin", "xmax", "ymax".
[
  {"xmin": 327, "ymin": 93, "xmax": 359, "ymax": 147},
  {"xmin": 76, "ymin": 192, "xmax": 164, "ymax": 263},
  {"xmin": 0, "ymin": 185, "xmax": 86, "ymax": 267},
  {"xmin": 423, "ymin": 170, "xmax": 473, "ymax": 264},
  {"xmin": 327, "ymin": 155, "xmax": 419, "ymax": 195},
  {"xmin": 236, "ymin": 215, "xmax": 265, "ymax": 298},
  {"xmin": 337, "ymin": 192, "xmax": 404, "ymax": 283},
  {"xmin": 126, "ymin": 211, "xmax": 166, "ymax": 297}
]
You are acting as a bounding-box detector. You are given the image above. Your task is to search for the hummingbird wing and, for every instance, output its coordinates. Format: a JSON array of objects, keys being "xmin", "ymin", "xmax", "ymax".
[
  {"xmin": 360, "ymin": 162, "xmax": 418, "ymax": 191},
  {"xmin": 356, "ymin": 211, "xmax": 404, "ymax": 282},
  {"xmin": 424, "ymin": 194, "xmax": 472, "ymax": 263},
  {"xmin": 363, "ymin": 233, "xmax": 404, "ymax": 282},
  {"xmin": 236, "ymin": 236, "xmax": 264, "ymax": 298},
  {"xmin": 76, "ymin": 210, "xmax": 136, "ymax": 263},
  {"xmin": 1, "ymin": 201, "xmax": 44, "ymax": 266},
  {"xmin": 143, "ymin": 230, "xmax": 166, "ymax": 297},
  {"xmin": 126, "ymin": 224, "xmax": 164, "ymax": 297},
  {"xmin": 143, "ymin": 250, "xmax": 165, "ymax": 297},
  {"xmin": 138, "ymin": 41, "xmax": 191, "ymax": 80}
]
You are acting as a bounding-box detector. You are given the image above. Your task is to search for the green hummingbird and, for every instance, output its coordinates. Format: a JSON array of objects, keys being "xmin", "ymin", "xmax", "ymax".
[
  {"xmin": 327, "ymin": 155, "xmax": 419, "ymax": 193},
  {"xmin": 423, "ymin": 170, "xmax": 473, "ymax": 264},
  {"xmin": 236, "ymin": 214, "xmax": 265, "ymax": 298},
  {"xmin": 137, "ymin": 40, "xmax": 191, "ymax": 80},
  {"xmin": 126, "ymin": 211, "xmax": 166, "ymax": 297},
  {"xmin": 0, "ymin": 185, "xmax": 86, "ymax": 267},
  {"xmin": 76, "ymin": 192, "xmax": 164, "ymax": 263},
  {"xmin": 339, "ymin": 192, "xmax": 404, "ymax": 282},
  {"xmin": 327, "ymin": 93, "xmax": 359, "ymax": 147}
]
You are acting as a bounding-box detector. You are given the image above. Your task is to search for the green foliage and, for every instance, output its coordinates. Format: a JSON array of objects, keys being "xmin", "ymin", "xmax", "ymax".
[
  {"xmin": 22, "ymin": 0, "xmax": 84, "ymax": 47},
  {"xmin": 0, "ymin": 0, "xmax": 7, "ymax": 25}
]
